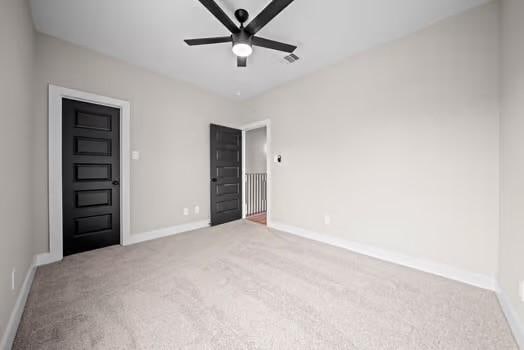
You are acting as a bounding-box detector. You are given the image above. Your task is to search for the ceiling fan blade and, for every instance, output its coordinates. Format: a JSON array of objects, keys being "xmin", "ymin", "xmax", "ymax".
[
  {"xmin": 252, "ymin": 36, "xmax": 296, "ymax": 53},
  {"xmin": 237, "ymin": 56, "xmax": 247, "ymax": 67},
  {"xmin": 245, "ymin": 0, "xmax": 295, "ymax": 35},
  {"xmin": 184, "ymin": 36, "xmax": 232, "ymax": 46},
  {"xmin": 198, "ymin": 0, "xmax": 240, "ymax": 34}
]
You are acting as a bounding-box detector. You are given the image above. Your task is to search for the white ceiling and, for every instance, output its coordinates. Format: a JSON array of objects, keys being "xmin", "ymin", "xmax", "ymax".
[{"xmin": 30, "ymin": 0, "xmax": 489, "ymax": 99}]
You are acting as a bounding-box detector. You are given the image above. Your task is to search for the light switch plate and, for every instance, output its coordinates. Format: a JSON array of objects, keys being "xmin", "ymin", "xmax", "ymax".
[
  {"xmin": 131, "ymin": 151, "xmax": 140, "ymax": 160},
  {"xmin": 520, "ymin": 280, "xmax": 524, "ymax": 302},
  {"xmin": 183, "ymin": 208, "xmax": 189, "ymax": 216},
  {"xmin": 194, "ymin": 206, "xmax": 200, "ymax": 215},
  {"xmin": 324, "ymin": 215, "xmax": 331, "ymax": 225}
]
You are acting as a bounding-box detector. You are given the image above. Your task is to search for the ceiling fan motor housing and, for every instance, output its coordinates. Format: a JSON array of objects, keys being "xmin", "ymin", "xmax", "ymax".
[{"xmin": 233, "ymin": 30, "xmax": 252, "ymax": 46}]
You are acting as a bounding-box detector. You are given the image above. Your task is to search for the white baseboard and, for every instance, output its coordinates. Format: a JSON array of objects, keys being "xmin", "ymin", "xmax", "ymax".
[
  {"xmin": 0, "ymin": 259, "xmax": 36, "ymax": 350},
  {"xmin": 34, "ymin": 252, "xmax": 60, "ymax": 266},
  {"xmin": 497, "ymin": 287, "xmax": 524, "ymax": 348},
  {"xmin": 126, "ymin": 220, "xmax": 210, "ymax": 245},
  {"xmin": 34, "ymin": 220, "xmax": 211, "ymax": 266},
  {"xmin": 269, "ymin": 221, "xmax": 497, "ymax": 291}
]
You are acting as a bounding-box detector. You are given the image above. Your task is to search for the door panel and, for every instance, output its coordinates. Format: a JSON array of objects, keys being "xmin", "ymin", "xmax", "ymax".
[
  {"xmin": 75, "ymin": 189, "xmax": 112, "ymax": 208},
  {"xmin": 75, "ymin": 110, "xmax": 112, "ymax": 130},
  {"xmin": 74, "ymin": 137, "xmax": 112, "ymax": 156},
  {"xmin": 210, "ymin": 124, "xmax": 242, "ymax": 225},
  {"xmin": 63, "ymin": 98, "xmax": 120, "ymax": 256},
  {"xmin": 74, "ymin": 163, "xmax": 112, "ymax": 181},
  {"xmin": 216, "ymin": 183, "xmax": 240, "ymax": 195},
  {"xmin": 75, "ymin": 214, "xmax": 113, "ymax": 235}
]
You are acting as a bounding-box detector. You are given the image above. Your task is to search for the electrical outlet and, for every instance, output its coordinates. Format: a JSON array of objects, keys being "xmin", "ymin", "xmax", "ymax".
[
  {"xmin": 324, "ymin": 215, "xmax": 331, "ymax": 225},
  {"xmin": 11, "ymin": 268, "xmax": 15, "ymax": 291},
  {"xmin": 194, "ymin": 206, "xmax": 200, "ymax": 215},
  {"xmin": 183, "ymin": 208, "xmax": 189, "ymax": 216},
  {"xmin": 520, "ymin": 280, "xmax": 524, "ymax": 302},
  {"xmin": 131, "ymin": 150, "xmax": 140, "ymax": 160}
]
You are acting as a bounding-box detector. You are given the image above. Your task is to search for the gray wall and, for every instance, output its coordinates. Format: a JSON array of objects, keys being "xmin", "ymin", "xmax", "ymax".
[
  {"xmin": 32, "ymin": 34, "xmax": 241, "ymax": 253},
  {"xmin": 241, "ymin": 3, "xmax": 500, "ymax": 277},
  {"xmin": 245, "ymin": 127, "xmax": 267, "ymax": 174},
  {"xmin": 0, "ymin": 0, "xmax": 35, "ymax": 339},
  {"xmin": 499, "ymin": 0, "xmax": 524, "ymax": 337}
]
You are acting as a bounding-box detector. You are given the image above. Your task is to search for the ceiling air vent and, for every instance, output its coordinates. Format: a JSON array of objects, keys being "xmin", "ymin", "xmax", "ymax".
[{"xmin": 283, "ymin": 53, "xmax": 300, "ymax": 63}]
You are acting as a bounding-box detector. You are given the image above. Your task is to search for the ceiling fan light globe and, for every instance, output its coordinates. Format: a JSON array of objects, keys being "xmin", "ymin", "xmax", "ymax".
[{"xmin": 232, "ymin": 43, "xmax": 253, "ymax": 57}]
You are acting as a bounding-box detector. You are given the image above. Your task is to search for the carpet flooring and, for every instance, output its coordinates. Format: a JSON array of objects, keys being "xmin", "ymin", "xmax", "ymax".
[{"xmin": 14, "ymin": 220, "xmax": 517, "ymax": 349}]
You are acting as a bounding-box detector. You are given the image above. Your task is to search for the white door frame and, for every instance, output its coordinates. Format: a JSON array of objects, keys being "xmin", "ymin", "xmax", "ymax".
[
  {"xmin": 241, "ymin": 119, "xmax": 271, "ymax": 224},
  {"xmin": 47, "ymin": 84, "xmax": 131, "ymax": 263}
]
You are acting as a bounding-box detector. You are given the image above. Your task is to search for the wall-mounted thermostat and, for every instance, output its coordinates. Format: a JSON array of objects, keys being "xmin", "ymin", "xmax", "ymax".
[{"xmin": 274, "ymin": 154, "xmax": 282, "ymax": 164}]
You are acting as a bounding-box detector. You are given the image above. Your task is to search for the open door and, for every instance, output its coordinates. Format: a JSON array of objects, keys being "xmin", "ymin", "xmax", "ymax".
[{"xmin": 210, "ymin": 124, "xmax": 242, "ymax": 226}]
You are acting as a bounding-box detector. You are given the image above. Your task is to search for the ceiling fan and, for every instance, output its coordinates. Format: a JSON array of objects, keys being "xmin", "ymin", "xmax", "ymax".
[{"xmin": 184, "ymin": 0, "xmax": 297, "ymax": 67}]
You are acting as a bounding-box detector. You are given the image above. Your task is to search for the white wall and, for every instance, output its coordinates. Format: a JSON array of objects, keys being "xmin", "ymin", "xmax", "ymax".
[
  {"xmin": 0, "ymin": 0, "xmax": 35, "ymax": 339},
  {"xmin": 241, "ymin": 2, "xmax": 500, "ymax": 278},
  {"xmin": 245, "ymin": 127, "xmax": 267, "ymax": 174},
  {"xmin": 33, "ymin": 34, "xmax": 241, "ymax": 254},
  {"xmin": 499, "ymin": 0, "xmax": 524, "ymax": 340}
]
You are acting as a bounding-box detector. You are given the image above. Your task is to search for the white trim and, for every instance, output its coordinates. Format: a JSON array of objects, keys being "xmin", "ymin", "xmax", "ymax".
[
  {"xmin": 126, "ymin": 220, "xmax": 210, "ymax": 245},
  {"xmin": 48, "ymin": 85, "xmax": 131, "ymax": 263},
  {"xmin": 34, "ymin": 252, "xmax": 57, "ymax": 266},
  {"xmin": 33, "ymin": 221, "xmax": 210, "ymax": 266},
  {"xmin": 269, "ymin": 221, "xmax": 497, "ymax": 291},
  {"xmin": 497, "ymin": 286, "xmax": 524, "ymax": 348},
  {"xmin": 240, "ymin": 119, "xmax": 271, "ymax": 224},
  {"xmin": 0, "ymin": 259, "xmax": 36, "ymax": 350}
]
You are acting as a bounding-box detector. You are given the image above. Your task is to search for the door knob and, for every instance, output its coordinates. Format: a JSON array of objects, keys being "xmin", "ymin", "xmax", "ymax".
[
  {"xmin": 211, "ymin": 178, "xmax": 218, "ymax": 183},
  {"xmin": 112, "ymin": 180, "xmax": 120, "ymax": 186}
]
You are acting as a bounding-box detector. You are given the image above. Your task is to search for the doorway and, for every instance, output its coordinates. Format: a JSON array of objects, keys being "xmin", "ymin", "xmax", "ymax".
[
  {"xmin": 47, "ymin": 85, "xmax": 130, "ymax": 264},
  {"xmin": 209, "ymin": 121, "xmax": 271, "ymax": 227},
  {"xmin": 242, "ymin": 121, "xmax": 270, "ymax": 226}
]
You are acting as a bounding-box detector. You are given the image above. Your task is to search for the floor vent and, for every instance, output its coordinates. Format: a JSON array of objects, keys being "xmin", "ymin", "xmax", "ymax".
[{"xmin": 283, "ymin": 53, "xmax": 300, "ymax": 63}]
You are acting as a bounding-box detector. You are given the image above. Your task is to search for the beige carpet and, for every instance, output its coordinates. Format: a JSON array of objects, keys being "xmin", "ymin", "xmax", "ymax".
[{"xmin": 14, "ymin": 220, "xmax": 517, "ymax": 349}]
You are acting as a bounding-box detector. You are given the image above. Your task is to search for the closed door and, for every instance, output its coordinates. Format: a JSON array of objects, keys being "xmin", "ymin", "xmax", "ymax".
[
  {"xmin": 210, "ymin": 124, "xmax": 242, "ymax": 226},
  {"xmin": 62, "ymin": 98, "xmax": 120, "ymax": 256}
]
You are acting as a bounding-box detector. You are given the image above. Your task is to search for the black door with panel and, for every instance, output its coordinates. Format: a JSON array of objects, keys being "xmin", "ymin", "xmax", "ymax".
[
  {"xmin": 210, "ymin": 124, "xmax": 242, "ymax": 226},
  {"xmin": 62, "ymin": 99, "xmax": 120, "ymax": 256}
]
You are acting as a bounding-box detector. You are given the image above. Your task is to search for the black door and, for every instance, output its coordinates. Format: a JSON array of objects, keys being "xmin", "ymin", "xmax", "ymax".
[
  {"xmin": 210, "ymin": 124, "xmax": 242, "ymax": 226},
  {"xmin": 62, "ymin": 98, "xmax": 120, "ymax": 256}
]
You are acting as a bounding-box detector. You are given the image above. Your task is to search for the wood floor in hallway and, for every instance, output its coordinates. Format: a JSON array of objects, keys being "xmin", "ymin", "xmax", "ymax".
[{"xmin": 247, "ymin": 212, "xmax": 266, "ymax": 225}]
